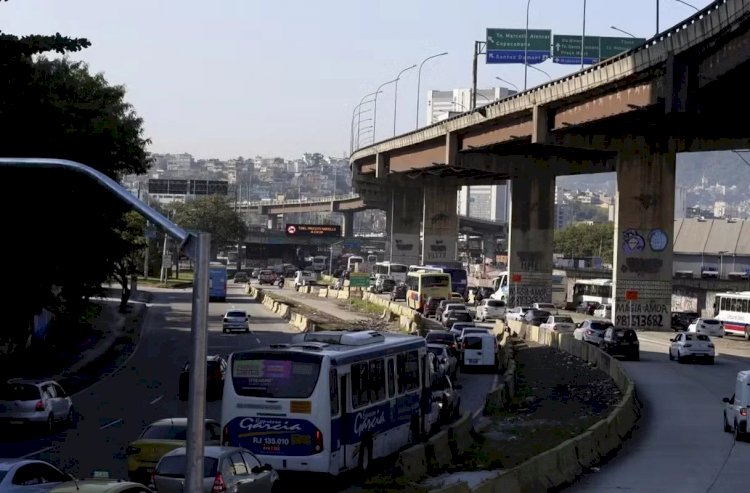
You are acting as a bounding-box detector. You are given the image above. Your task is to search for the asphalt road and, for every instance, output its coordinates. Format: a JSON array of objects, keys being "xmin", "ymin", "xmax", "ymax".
[
  {"xmin": 565, "ymin": 335, "xmax": 750, "ymax": 492},
  {"xmin": 0, "ymin": 284, "xmax": 294, "ymax": 478}
]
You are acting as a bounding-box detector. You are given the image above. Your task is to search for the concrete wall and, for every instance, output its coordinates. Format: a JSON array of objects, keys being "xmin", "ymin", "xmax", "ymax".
[
  {"xmin": 422, "ymin": 183, "xmax": 458, "ymax": 264},
  {"xmin": 390, "ymin": 187, "xmax": 422, "ymax": 265}
]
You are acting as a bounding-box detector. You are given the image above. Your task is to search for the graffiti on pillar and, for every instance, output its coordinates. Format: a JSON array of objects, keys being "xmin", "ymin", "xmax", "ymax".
[
  {"xmin": 622, "ymin": 229, "xmax": 645, "ymax": 254},
  {"xmin": 424, "ymin": 235, "xmax": 454, "ymax": 262},
  {"xmin": 648, "ymin": 229, "xmax": 669, "ymax": 252},
  {"xmin": 430, "ymin": 212, "xmax": 450, "ymax": 226},
  {"xmin": 394, "ymin": 239, "xmax": 415, "ymax": 251},
  {"xmin": 671, "ymin": 293, "xmax": 698, "ymax": 312},
  {"xmin": 511, "ymin": 284, "xmax": 551, "ymax": 306},
  {"xmin": 614, "ymin": 301, "xmax": 669, "ymax": 329},
  {"xmin": 515, "ymin": 251, "xmax": 542, "ymax": 272},
  {"xmin": 621, "ymin": 257, "xmax": 663, "ymax": 274},
  {"xmin": 634, "ymin": 193, "xmax": 660, "ymax": 210}
]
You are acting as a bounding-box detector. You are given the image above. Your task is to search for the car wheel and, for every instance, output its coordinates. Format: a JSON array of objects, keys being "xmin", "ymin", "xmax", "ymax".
[
  {"xmin": 669, "ymin": 348, "xmax": 673, "ymax": 360},
  {"xmin": 677, "ymin": 351, "xmax": 683, "ymax": 363},
  {"xmin": 735, "ymin": 420, "xmax": 743, "ymax": 441},
  {"xmin": 46, "ymin": 414, "xmax": 54, "ymax": 433},
  {"xmin": 707, "ymin": 357, "xmax": 715, "ymax": 365},
  {"xmin": 724, "ymin": 414, "xmax": 732, "ymax": 433}
]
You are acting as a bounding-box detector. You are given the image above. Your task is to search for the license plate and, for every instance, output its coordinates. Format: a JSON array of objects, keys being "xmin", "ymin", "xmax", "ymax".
[{"xmin": 468, "ymin": 359, "xmax": 478, "ymax": 364}]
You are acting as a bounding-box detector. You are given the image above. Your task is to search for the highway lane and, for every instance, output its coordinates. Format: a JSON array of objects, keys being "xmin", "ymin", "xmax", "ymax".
[
  {"xmin": 0, "ymin": 284, "xmax": 295, "ymax": 478},
  {"xmin": 565, "ymin": 337, "xmax": 750, "ymax": 492}
]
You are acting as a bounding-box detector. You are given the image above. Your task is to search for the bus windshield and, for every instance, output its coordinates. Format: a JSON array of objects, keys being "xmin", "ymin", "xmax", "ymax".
[
  {"xmin": 390, "ymin": 264, "xmax": 408, "ymax": 273},
  {"xmin": 231, "ymin": 353, "xmax": 322, "ymax": 398}
]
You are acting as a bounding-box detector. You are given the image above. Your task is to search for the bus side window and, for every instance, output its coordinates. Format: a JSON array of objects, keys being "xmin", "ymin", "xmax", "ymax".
[
  {"xmin": 369, "ymin": 359, "xmax": 386, "ymax": 403},
  {"xmin": 351, "ymin": 363, "xmax": 370, "ymax": 409},
  {"xmin": 330, "ymin": 369, "xmax": 339, "ymax": 416},
  {"xmin": 387, "ymin": 359, "xmax": 395, "ymax": 397}
]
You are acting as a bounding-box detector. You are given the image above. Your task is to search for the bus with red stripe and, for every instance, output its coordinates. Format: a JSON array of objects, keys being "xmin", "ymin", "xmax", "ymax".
[{"xmin": 714, "ymin": 292, "xmax": 750, "ymax": 339}]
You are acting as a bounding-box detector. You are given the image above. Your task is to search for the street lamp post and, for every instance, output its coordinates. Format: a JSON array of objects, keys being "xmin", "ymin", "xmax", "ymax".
[
  {"xmin": 393, "ymin": 64, "xmax": 417, "ymax": 137},
  {"xmin": 350, "ymin": 107, "xmax": 371, "ymax": 155},
  {"xmin": 373, "ymin": 77, "xmax": 399, "ymax": 144},
  {"xmin": 0, "ymin": 158, "xmax": 209, "ymax": 493},
  {"xmin": 524, "ymin": 0, "xmax": 532, "ymax": 90},
  {"xmin": 610, "ymin": 25, "xmax": 637, "ymax": 38},
  {"xmin": 495, "ymin": 76, "xmax": 519, "ymax": 92},
  {"xmin": 350, "ymin": 91, "xmax": 380, "ymax": 155},
  {"xmin": 581, "ymin": 0, "xmax": 587, "ymax": 69},
  {"xmin": 675, "ymin": 0, "xmax": 699, "ymax": 11},
  {"xmin": 415, "ymin": 52, "xmax": 448, "ymax": 129},
  {"xmin": 527, "ymin": 64, "xmax": 552, "ymax": 81},
  {"xmin": 656, "ymin": 0, "xmax": 660, "ymax": 34},
  {"xmin": 330, "ymin": 239, "xmax": 345, "ymax": 276},
  {"xmin": 356, "ymin": 119, "xmax": 373, "ymax": 147}
]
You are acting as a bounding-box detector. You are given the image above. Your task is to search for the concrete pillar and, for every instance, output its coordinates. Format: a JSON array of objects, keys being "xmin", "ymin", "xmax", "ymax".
[
  {"xmin": 612, "ymin": 140, "xmax": 674, "ymax": 331},
  {"xmin": 422, "ymin": 183, "xmax": 458, "ymax": 264},
  {"xmin": 507, "ymin": 171, "xmax": 555, "ymax": 305},
  {"xmin": 341, "ymin": 211, "xmax": 354, "ymax": 238},
  {"xmin": 389, "ymin": 187, "xmax": 422, "ymax": 265},
  {"xmin": 484, "ymin": 237, "xmax": 497, "ymax": 264},
  {"xmin": 267, "ymin": 214, "xmax": 279, "ymax": 231}
]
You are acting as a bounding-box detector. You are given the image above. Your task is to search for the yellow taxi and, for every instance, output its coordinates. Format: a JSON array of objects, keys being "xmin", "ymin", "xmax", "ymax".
[{"xmin": 126, "ymin": 417, "xmax": 221, "ymax": 484}]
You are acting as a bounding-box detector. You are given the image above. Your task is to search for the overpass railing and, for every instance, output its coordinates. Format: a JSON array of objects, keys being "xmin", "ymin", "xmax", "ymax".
[{"xmin": 242, "ymin": 192, "xmax": 359, "ymax": 207}]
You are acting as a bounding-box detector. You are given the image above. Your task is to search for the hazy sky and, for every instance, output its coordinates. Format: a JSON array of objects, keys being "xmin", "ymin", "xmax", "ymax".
[{"xmin": 3, "ymin": 0, "xmax": 712, "ymax": 160}]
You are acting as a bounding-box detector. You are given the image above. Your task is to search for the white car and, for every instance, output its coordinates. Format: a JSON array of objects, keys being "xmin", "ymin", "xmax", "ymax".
[
  {"xmin": 0, "ymin": 459, "xmax": 73, "ymax": 492},
  {"xmin": 688, "ymin": 318, "xmax": 725, "ymax": 337},
  {"xmin": 222, "ymin": 309, "xmax": 250, "ymax": 333},
  {"xmin": 573, "ymin": 320, "xmax": 613, "ymax": 345},
  {"xmin": 593, "ymin": 304, "xmax": 612, "ymax": 319},
  {"xmin": 0, "ymin": 380, "xmax": 75, "ymax": 431},
  {"xmin": 669, "ymin": 332, "xmax": 715, "ymax": 364},
  {"xmin": 293, "ymin": 270, "xmax": 318, "ymax": 289},
  {"xmin": 540, "ymin": 315, "xmax": 576, "ymax": 332},
  {"xmin": 533, "ymin": 302, "xmax": 558, "ymax": 315},
  {"xmin": 505, "ymin": 306, "xmax": 532, "ymax": 321},
  {"xmin": 475, "ymin": 299, "xmax": 507, "ymax": 322}
]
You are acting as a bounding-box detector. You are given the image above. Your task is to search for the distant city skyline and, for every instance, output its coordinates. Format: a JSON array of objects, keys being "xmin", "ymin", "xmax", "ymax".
[{"xmin": 2, "ymin": 0, "xmax": 713, "ymax": 159}]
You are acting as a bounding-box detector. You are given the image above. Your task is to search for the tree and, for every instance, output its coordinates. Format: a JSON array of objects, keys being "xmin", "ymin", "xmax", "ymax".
[
  {"xmin": 108, "ymin": 212, "xmax": 148, "ymax": 312},
  {"xmin": 554, "ymin": 223, "xmax": 615, "ymax": 264},
  {"xmin": 169, "ymin": 196, "xmax": 248, "ymax": 259},
  {"xmin": 0, "ymin": 19, "xmax": 151, "ymax": 350}
]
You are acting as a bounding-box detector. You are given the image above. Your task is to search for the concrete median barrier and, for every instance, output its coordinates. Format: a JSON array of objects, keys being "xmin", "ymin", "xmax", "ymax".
[
  {"xmin": 395, "ymin": 443, "xmax": 428, "ymax": 481},
  {"xmin": 449, "ymin": 412, "xmax": 474, "ymax": 457},
  {"xmin": 573, "ymin": 430, "xmax": 600, "ymax": 468},
  {"xmin": 432, "ymin": 481, "xmax": 472, "ymax": 493},
  {"xmin": 426, "ymin": 429, "xmax": 453, "ymax": 469}
]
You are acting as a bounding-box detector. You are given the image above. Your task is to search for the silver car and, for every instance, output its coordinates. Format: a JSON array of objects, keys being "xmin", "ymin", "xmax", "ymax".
[
  {"xmin": 0, "ymin": 380, "xmax": 74, "ymax": 432},
  {"xmin": 573, "ymin": 320, "xmax": 614, "ymax": 346},
  {"xmin": 222, "ymin": 310, "xmax": 250, "ymax": 333},
  {"xmin": 153, "ymin": 446, "xmax": 278, "ymax": 493},
  {"xmin": 0, "ymin": 459, "xmax": 73, "ymax": 493}
]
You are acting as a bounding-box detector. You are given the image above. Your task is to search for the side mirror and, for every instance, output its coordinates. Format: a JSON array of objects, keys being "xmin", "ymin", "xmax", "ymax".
[
  {"xmin": 669, "ymin": 338, "xmax": 674, "ymax": 342},
  {"xmin": 723, "ymin": 397, "xmax": 730, "ymax": 403},
  {"xmin": 251, "ymin": 466, "xmax": 262, "ymax": 474},
  {"xmin": 263, "ymin": 463, "xmax": 273, "ymax": 471}
]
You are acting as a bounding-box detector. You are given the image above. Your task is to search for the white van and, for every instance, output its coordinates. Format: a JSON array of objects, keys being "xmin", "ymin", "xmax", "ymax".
[
  {"xmin": 293, "ymin": 270, "xmax": 318, "ymax": 289},
  {"xmin": 461, "ymin": 333, "xmax": 497, "ymax": 369},
  {"xmin": 723, "ymin": 370, "xmax": 750, "ymax": 438}
]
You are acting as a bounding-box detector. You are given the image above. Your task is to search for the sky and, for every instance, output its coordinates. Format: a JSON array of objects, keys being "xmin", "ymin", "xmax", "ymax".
[{"xmin": 2, "ymin": 0, "xmax": 714, "ymax": 160}]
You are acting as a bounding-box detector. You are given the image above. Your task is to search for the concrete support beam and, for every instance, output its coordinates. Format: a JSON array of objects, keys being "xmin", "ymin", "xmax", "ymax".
[
  {"xmin": 507, "ymin": 168, "xmax": 555, "ymax": 305},
  {"xmin": 341, "ymin": 211, "xmax": 355, "ymax": 238},
  {"xmin": 375, "ymin": 153, "xmax": 389, "ymax": 179},
  {"xmin": 267, "ymin": 214, "xmax": 279, "ymax": 231},
  {"xmin": 532, "ymin": 105, "xmax": 549, "ymax": 144},
  {"xmin": 422, "ymin": 183, "xmax": 458, "ymax": 265},
  {"xmin": 390, "ymin": 187, "xmax": 422, "ymax": 265},
  {"xmin": 612, "ymin": 138, "xmax": 675, "ymax": 331}
]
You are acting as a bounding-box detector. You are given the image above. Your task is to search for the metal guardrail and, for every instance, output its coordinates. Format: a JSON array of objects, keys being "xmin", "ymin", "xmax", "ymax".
[{"xmin": 240, "ymin": 192, "xmax": 360, "ymax": 207}]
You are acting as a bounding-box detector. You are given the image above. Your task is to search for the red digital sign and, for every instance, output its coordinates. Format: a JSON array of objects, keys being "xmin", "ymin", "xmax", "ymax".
[{"xmin": 285, "ymin": 224, "xmax": 341, "ymax": 237}]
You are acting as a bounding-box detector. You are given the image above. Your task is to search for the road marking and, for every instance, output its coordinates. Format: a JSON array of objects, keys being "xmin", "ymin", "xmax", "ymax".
[
  {"xmin": 100, "ymin": 418, "xmax": 123, "ymax": 430},
  {"xmin": 149, "ymin": 395, "xmax": 163, "ymax": 405},
  {"xmin": 256, "ymin": 337, "xmax": 261, "ymax": 344},
  {"xmin": 20, "ymin": 446, "xmax": 52, "ymax": 459}
]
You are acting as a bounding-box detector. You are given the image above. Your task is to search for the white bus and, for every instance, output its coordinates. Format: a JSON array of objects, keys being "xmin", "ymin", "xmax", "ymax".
[
  {"xmin": 347, "ymin": 255, "xmax": 364, "ymax": 272},
  {"xmin": 491, "ymin": 271, "xmax": 566, "ymax": 307},
  {"xmin": 372, "ymin": 261, "xmax": 408, "ymax": 283},
  {"xmin": 715, "ymin": 291, "xmax": 750, "ymax": 339},
  {"xmin": 311, "ymin": 256, "xmax": 327, "ymax": 272},
  {"xmin": 221, "ymin": 330, "xmax": 434, "ymax": 476},
  {"xmin": 572, "ymin": 279, "xmax": 613, "ymax": 306}
]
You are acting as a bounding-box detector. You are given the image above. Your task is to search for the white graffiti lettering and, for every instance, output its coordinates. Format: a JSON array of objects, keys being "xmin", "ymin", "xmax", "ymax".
[
  {"xmin": 239, "ymin": 417, "xmax": 302, "ymax": 433},
  {"xmin": 353, "ymin": 409, "xmax": 386, "ymax": 436}
]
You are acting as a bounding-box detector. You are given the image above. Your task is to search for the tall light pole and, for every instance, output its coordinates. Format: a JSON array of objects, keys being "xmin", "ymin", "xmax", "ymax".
[
  {"xmin": 356, "ymin": 118, "xmax": 373, "ymax": 149},
  {"xmin": 350, "ymin": 107, "xmax": 371, "ymax": 155},
  {"xmin": 581, "ymin": 0, "xmax": 587, "ymax": 69},
  {"xmin": 527, "ymin": 64, "xmax": 552, "ymax": 81},
  {"xmin": 415, "ymin": 52, "xmax": 448, "ymax": 129},
  {"xmin": 610, "ymin": 25, "xmax": 637, "ymax": 38},
  {"xmin": 675, "ymin": 0, "xmax": 699, "ymax": 11},
  {"xmin": 350, "ymin": 91, "xmax": 380, "ymax": 155},
  {"xmin": 523, "ymin": 0, "xmax": 532, "ymax": 90},
  {"xmin": 393, "ymin": 64, "xmax": 417, "ymax": 137},
  {"xmin": 495, "ymin": 76, "xmax": 519, "ymax": 92},
  {"xmin": 656, "ymin": 0, "xmax": 660, "ymax": 35},
  {"xmin": 373, "ymin": 77, "xmax": 399, "ymax": 144}
]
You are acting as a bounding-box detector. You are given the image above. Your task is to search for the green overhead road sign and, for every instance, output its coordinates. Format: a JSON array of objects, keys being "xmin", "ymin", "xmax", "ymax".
[
  {"xmin": 600, "ymin": 36, "xmax": 646, "ymax": 58},
  {"xmin": 553, "ymin": 34, "xmax": 601, "ymax": 64},
  {"xmin": 486, "ymin": 28, "xmax": 552, "ymax": 64}
]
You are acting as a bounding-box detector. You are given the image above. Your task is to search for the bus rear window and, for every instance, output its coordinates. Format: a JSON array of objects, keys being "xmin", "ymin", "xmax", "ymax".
[
  {"xmin": 232, "ymin": 354, "xmax": 322, "ymax": 398},
  {"xmin": 422, "ymin": 275, "xmax": 449, "ymax": 287}
]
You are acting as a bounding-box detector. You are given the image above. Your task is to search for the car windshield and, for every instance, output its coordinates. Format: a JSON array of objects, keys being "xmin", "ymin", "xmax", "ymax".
[
  {"xmin": 0, "ymin": 383, "xmax": 40, "ymax": 401},
  {"xmin": 702, "ymin": 319, "xmax": 720, "ymax": 325},
  {"xmin": 556, "ymin": 317, "xmax": 574, "ymax": 323},
  {"xmin": 226, "ymin": 311, "xmax": 246, "ymax": 318},
  {"xmin": 426, "ymin": 332, "xmax": 455, "ymax": 344},
  {"xmin": 590, "ymin": 322, "xmax": 613, "ymax": 331},
  {"xmin": 140, "ymin": 423, "xmax": 187, "ymax": 440},
  {"xmin": 486, "ymin": 300, "xmax": 505, "ymax": 307}
]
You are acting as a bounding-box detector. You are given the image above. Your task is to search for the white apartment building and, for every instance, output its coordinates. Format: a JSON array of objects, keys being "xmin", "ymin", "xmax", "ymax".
[
  {"xmin": 165, "ymin": 153, "xmax": 194, "ymax": 172},
  {"xmin": 427, "ymin": 87, "xmax": 516, "ymax": 124},
  {"xmin": 457, "ymin": 183, "xmax": 510, "ymax": 223}
]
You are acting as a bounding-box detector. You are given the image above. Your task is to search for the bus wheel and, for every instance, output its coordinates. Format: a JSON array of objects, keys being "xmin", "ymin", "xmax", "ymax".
[
  {"xmin": 745, "ymin": 327, "xmax": 750, "ymax": 341},
  {"xmin": 358, "ymin": 441, "xmax": 372, "ymax": 475}
]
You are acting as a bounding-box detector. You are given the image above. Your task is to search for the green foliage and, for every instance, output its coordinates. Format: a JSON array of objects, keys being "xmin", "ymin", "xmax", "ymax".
[
  {"xmin": 169, "ymin": 196, "xmax": 248, "ymax": 258},
  {"xmin": 554, "ymin": 223, "xmax": 614, "ymax": 264},
  {"xmin": 564, "ymin": 201, "xmax": 609, "ymax": 223}
]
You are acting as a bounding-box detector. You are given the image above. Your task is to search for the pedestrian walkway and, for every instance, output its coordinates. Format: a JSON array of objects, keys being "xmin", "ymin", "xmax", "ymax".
[{"xmin": 274, "ymin": 285, "xmax": 369, "ymax": 321}]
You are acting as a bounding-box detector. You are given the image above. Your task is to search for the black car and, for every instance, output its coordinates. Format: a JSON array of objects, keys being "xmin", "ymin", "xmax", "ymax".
[
  {"xmin": 443, "ymin": 310, "xmax": 473, "ymax": 328},
  {"xmin": 425, "ymin": 329, "xmax": 459, "ymax": 351},
  {"xmin": 601, "ymin": 327, "xmax": 640, "ymax": 361},
  {"xmin": 179, "ymin": 355, "xmax": 227, "ymax": 401},
  {"xmin": 391, "ymin": 283, "xmax": 407, "ymax": 301},
  {"xmin": 671, "ymin": 311, "xmax": 699, "ymax": 331},
  {"xmin": 524, "ymin": 309, "xmax": 551, "ymax": 326},
  {"xmin": 424, "ymin": 297, "xmax": 446, "ymax": 317}
]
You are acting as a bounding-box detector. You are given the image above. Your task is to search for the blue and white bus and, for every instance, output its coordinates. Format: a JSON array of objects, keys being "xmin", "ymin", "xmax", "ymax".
[
  {"xmin": 423, "ymin": 264, "xmax": 469, "ymax": 299},
  {"xmin": 220, "ymin": 330, "xmax": 434, "ymax": 475},
  {"xmin": 209, "ymin": 262, "xmax": 228, "ymax": 302}
]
